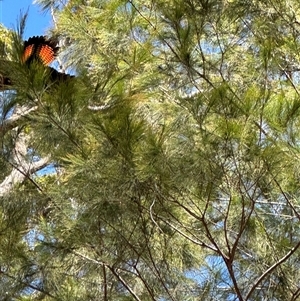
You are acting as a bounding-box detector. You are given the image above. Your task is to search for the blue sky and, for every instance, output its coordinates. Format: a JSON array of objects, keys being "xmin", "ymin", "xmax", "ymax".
[{"xmin": 0, "ymin": 0, "xmax": 51, "ymax": 38}]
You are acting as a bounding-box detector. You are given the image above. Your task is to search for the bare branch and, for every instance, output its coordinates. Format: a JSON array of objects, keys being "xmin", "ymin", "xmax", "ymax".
[
  {"xmin": 0, "ymin": 105, "xmax": 38, "ymax": 134},
  {"xmin": 0, "ymin": 132, "xmax": 50, "ymax": 196}
]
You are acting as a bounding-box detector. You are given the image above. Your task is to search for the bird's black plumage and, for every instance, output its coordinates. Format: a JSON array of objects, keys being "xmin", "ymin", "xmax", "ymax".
[{"xmin": 0, "ymin": 36, "xmax": 73, "ymax": 90}]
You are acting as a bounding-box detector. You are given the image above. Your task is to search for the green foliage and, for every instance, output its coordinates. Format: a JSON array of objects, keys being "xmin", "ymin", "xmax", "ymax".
[{"xmin": 2, "ymin": 0, "xmax": 300, "ymax": 300}]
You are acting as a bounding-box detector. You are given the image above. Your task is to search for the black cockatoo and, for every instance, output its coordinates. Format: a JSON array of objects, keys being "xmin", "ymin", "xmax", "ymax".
[{"xmin": 0, "ymin": 36, "xmax": 73, "ymax": 90}]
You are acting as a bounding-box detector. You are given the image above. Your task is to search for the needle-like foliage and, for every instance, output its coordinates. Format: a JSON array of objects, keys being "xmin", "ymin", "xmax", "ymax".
[{"xmin": 2, "ymin": 0, "xmax": 300, "ymax": 300}]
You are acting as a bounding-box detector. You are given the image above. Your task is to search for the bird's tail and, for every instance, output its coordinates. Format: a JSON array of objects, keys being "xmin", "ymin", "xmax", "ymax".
[
  {"xmin": 22, "ymin": 36, "xmax": 59, "ymax": 66},
  {"xmin": 0, "ymin": 36, "xmax": 73, "ymax": 90}
]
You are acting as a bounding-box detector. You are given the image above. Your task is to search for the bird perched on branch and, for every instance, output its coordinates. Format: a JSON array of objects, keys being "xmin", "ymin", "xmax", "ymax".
[{"xmin": 0, "ymin": 35, "xmax": 73, "ymax": 90}]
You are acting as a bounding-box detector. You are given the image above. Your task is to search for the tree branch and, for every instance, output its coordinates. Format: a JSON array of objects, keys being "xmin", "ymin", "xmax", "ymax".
[
  {"xmin": 245, "ymin": 240, "xmax": 300, "ymax": 300},
  {"xmin": 0, "ymin": 105, "xmax": 38, "ymax": 134},
  {"xmin": 0, "ymin": 131, "xmax": 50, "ymax": 196}
]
